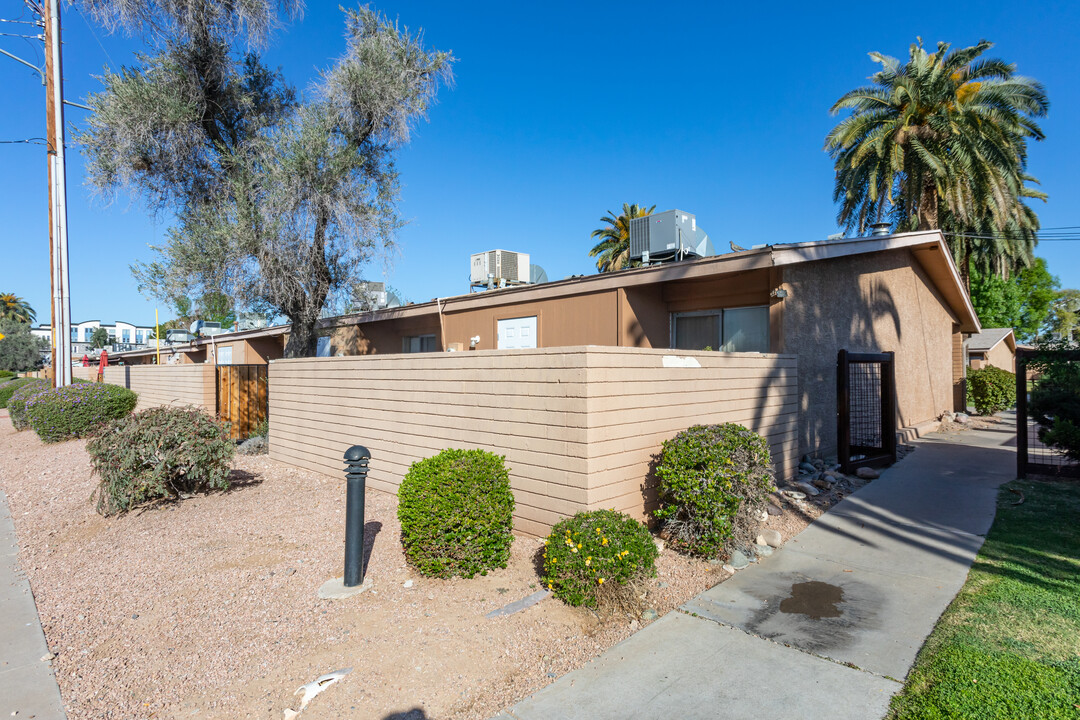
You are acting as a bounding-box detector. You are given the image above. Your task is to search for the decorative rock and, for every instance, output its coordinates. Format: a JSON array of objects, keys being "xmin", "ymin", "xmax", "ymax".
[
  {"xmin": 658, "ymin": 581, "xmax": 670, "ymax": 589},
  {"xmin": 729, "ymin": 550, "xmax": 750, "ymax": 569},
  {"xmin": 767, "ymin": 502, "xmax": 782, "ymax": 516},
  {"xmin": 856, "ymin": 467, "xmax": 880, "ymax": 480},
  {"xmin": 754, "ymin": 543, "xmax": 774, "ymax": 557},
  {"xmin": 653, "ymin": 538, "xmax": 665, "ymax": 553},
  {"xmin": 812, "ymin": 475, "xmax": 834, "ymax": 490},
  {"xmin": 780, "ymin": 490, "xmax": 806, "ymax": 501},
  {"xmin": 798, "ymin": 462, "xmax": 818, "ymax": 474},
  {"xmin": 757, "ymin": 529, "xmax": 783, "ymax": 547},
  {"xmin": 403, "ymin": 580, "xmax": 414, "ymax": 588},
  {"xmin": 955, "ymin": 412, "xmax": 970, "ymax": 424},
  {"xmin": 756, "ymin": 508, "xmax": 769, "ymax": 522},
  {"xmin": 641, "ymin": 608, "xmax": 659, "ymax": 621},
  {"xmin": 940, "ymin": 411, "xmax": 956, "ymax": 423},
  {"xmin": 812, "ymin": 459, "xmax": 825, "ymax": 470},
  {"xmin": 237, "ymin": 435, "xmax": 268, "ymax": 456},
  {"xmin": 795, "ymin": 482, "xmax": 820, "ymax": 497},
  {"xmin": 721, "ymin": 564, "xmax": 736, "ymax": 573}
]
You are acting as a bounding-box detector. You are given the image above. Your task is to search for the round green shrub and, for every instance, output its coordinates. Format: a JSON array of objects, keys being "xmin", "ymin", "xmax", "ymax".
[
  {"xmin": 89, "ymin": 406, "xmax": 235, "ymax": 516},
  {"xmin": 654, "ymin": 423, "xmax": 775, "ymax": 557},
  {"xmin": 397, "ymin": 448, "xmax": 515, "ymax": 579},
  {"xmin": 0, "ymin": 376, "xmax": 43, "ymax": 409},
  {"xmin": 542, "ymin": 509, "xmax": 658, "ymax": 610},
  {"xmin": 968, "ymin": 365, "xmax": 1017, "ymax": 415},
  {"xmin": 6, "ymin": 379, "xmax": 49, "ymax": 430},
  {"xmin": 25, "ymin": 382, "xmax": 138, "ymax": 443}
]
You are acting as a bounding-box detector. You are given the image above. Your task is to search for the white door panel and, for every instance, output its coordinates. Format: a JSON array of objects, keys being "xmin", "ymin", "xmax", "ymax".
[{"xmin": 497, "ymin": 316, "xmax": 538, "ymax": 349}]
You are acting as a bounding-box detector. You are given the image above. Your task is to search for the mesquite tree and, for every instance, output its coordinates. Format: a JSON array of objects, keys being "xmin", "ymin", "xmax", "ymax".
[{"xmin": 78, "ymin": 2, "xmax": 453, "ymax": 356}]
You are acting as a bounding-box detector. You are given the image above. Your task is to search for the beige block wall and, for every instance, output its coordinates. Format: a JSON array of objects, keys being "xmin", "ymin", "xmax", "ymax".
[
  {"xmin": 83, "ymin": 365, "xmax": 216, "ymax": 412},
  {"xmin": 783, "ymin": 249, "xmax": 956, "ymax": 457},
  {"xmin": 268, "ymin": 347, "xmax": 798, "ymax": 536}
]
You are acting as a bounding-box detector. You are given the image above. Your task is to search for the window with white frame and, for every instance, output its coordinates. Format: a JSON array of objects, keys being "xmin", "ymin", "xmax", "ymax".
[
  {"xmin": 121, "ymin": 329, "xmax": 131, "ymax": 343},
  {"xmin": 671, "ymin": 306, "xmax": 770, "ymax": 352},
  {"xmin": 402, "ymin": 334, "xmax": 437, "ymax": 353}
]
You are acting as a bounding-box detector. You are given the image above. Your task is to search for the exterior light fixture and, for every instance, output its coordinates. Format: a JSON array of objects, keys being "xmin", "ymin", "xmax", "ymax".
[{"xmin": 770, "ymin": 288, "xmax": 789, "ymax": 299}]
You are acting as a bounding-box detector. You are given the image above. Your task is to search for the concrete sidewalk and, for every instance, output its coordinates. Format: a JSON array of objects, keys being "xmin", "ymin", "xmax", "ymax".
[
  {"xmin": 495, "ymin": 420, "xmax": 1016, "ymax": 720},
  {"xmin": 0, "ymin": 489, "xmax": 67, "ymax": 719}
]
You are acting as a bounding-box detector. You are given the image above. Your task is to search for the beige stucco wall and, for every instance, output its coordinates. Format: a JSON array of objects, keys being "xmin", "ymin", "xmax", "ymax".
[
  {"xmin": 782, "ymin": 249, "xmax": 956, "ymax": 457},
  {"xmin": 984, "ymin": 341, "xmax": 1016, "ymax": 373},
  {"xmin": 268, "ymin": 347, "xmax": 798, "ymax": 536}
]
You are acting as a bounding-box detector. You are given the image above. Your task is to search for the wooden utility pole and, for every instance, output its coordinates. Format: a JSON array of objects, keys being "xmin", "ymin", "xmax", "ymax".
[
  {"xmin": 44, "ymin": 3, "xmax": 56, "ymax": 383},
  {"xmin": 42, "ymin": 0, "xmax": 72, "ymax": 387}
]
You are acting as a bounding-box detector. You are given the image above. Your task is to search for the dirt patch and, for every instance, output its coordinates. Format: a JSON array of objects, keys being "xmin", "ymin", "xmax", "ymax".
[{"xmin": 0, "ymin": 412, "xmax": 835, "ymax": 719}]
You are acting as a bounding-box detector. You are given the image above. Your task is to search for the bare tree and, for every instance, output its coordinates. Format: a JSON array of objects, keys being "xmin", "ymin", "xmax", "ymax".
[{"xmin": 77, "ymin": 3, "xmax": 453, "ymax": 356}]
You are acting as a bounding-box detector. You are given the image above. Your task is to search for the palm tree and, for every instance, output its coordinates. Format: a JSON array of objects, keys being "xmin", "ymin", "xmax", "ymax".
[
  {"xmin": 0, "ymin": 293, "xmax": 36, "ymax": 324},
  {"xmin": 825, "ymin": 39, "xmax": 1048, "ymax": 286},
  {"xmin": 589, "ymin": 203, "xmax": 656, "ymax": 273}
]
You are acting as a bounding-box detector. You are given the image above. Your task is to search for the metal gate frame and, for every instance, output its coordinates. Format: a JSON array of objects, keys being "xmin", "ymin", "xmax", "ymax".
[
  {"xmin": 1016, "ymin": 347, "xmax": 1080, "ymax": 479},
  {"xmin": 837, "ymin": 350, "xmax": 897, "ymax": 474}
]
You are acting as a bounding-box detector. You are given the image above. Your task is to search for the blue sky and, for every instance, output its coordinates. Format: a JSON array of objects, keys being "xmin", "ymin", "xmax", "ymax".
[{"xmin": 2, "ymin": 1, "xmax": 1078, "ymax": 326}]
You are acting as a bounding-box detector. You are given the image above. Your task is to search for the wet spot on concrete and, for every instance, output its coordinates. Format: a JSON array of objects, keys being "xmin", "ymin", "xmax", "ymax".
[{"xmin": 779, "ymin": 581, "xmax": 844, "ymax": 619}]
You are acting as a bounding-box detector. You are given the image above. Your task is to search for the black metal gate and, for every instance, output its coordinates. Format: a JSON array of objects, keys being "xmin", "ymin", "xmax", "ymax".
[
  {"xmin": 837, "ymin": 350, "xmax": 897, "ymax": 473},
  {"xmin": 1016, "ymin": 347, "xmax": 1080, "ymax": 479}
]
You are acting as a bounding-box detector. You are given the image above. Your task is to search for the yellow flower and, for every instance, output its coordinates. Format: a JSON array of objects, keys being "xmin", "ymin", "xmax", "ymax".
[
  {"xmin": 585, "ymin": 558, "xmax": 591, "ymax": 566},
  {"xmin": 596, "ymin": 528, "xmax": 601, "ymax": 533},
  {"xmin": 602, "ymin": 538, "xmax": 609, "ymax": 546},
  {"xmin": 548, "ymin": 582, "xmax": 553, "ymax": 589},
  {"xmin": 577, "ymin": 543, "xmax": 582, "ymax": 549},
  {"xmin": 571, "ymin": 547, "xmax": 578, "ymax": 553},
  {"xmin": 597, "ymin": 578, "xmax": 605, "ymax": 584}
]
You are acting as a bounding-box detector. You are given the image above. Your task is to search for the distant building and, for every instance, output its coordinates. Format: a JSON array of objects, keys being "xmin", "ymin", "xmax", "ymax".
[{"xmin": 31, "ymin": 320, "xmax": 157, "ymax": 358}]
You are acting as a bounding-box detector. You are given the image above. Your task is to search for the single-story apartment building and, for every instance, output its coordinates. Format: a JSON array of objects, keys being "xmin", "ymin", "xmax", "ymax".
[
  {"xmin": 966, "ymin": 328, "xmax": 1016, "ymax": 373},
  {"xmin": 316, "ymin": 230, "xmax": 978, "ymax": 457},
  {"xmin": 115, "ymin": 325, "xmax": 289, "ymax": 367},
  {"xmin": 112, "ymin": 229, "xmax": 979, "ymax": 460}
]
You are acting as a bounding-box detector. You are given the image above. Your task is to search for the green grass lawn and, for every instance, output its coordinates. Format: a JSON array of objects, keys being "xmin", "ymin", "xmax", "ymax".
[{"xmin": 888, "ymin": 478, "xmax": 1080, "ymax": 719}]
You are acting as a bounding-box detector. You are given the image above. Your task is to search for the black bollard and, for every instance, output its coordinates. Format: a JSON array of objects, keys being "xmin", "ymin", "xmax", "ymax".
[{"xmin": 343, "ymin": 445, "xmax": 370, "ymax": 587}]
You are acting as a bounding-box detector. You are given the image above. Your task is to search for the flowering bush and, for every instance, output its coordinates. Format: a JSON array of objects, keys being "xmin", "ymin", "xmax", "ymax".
[
  {"xmin": 654, "ymin": 423, "xmax": 775, "ymax": 557},
  {"xmin": 542, "ymin": 509, "xmax": 658, "ymax": 610},
  {"xmin": 89, "ymin": 406, "xmax": 235, "ymax": 516},
  {"xmin": 0, "ymin": 376, "xmax": 43, "ymax": 409},
  {"xmin": 25, "ymin": 382, "xmax": 138, "ymax": 443},
  {"xmin": 397, "ymin": 449, "xmax": 515, "ymax": 578},
  {"xmin": 6, "ymin": 379, "xmax": 49, "ymax": 430}
]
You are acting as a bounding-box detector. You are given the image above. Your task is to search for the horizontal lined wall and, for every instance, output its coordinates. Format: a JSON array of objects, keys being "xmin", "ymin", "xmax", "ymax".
[
  {"xmin": 581, "ymin": 348, "xmax": 798, "ymax": 522},
  {"xmin": 73, "ymin": 365, "xmax": 215, "ymax": 412},
  {"xmin": 269, "ymin": 347, "xmax": 798, "ymax": 536}
]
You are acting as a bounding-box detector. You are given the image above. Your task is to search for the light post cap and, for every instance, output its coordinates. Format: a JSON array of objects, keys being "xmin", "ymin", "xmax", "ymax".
[{"xmin": 344, "ymin": 445, "xmax": 371, "ymax": 462}]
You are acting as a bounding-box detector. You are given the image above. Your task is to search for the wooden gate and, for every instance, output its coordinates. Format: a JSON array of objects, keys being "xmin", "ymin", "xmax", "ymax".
[
  {"xmin": 837, "ymin": 350, "xmax": 897, "ymax": 473},
  {"xmin": 216, "ymin": 364, "xmax": 269, "ymax": 440}
]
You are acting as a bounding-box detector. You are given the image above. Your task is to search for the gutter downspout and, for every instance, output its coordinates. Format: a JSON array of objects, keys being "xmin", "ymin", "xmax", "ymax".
[{"xmin": 436, "ymin": 297, "xmax": 446, "ymax": 351}]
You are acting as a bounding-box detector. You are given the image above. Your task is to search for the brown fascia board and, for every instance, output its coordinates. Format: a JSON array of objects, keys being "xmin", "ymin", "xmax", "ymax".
[
  {"xmin": 325, "ymin": 250, "xmax": 776, "ymax": 328},
  {"xmin": 312, "ymin": 231, "xmax": 981, "ymax": 334},
  {"xmin": 770, "ymin": 230, "xmax": 981, "ymax": 334},
  {"xmin": 109, "ymin": 324, "xmax": 289, "ymax": 359}
]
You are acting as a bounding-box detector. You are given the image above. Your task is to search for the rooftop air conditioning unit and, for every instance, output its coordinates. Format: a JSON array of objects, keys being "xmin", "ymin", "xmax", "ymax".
[
  {"xmin": 470, "ymin": 249, "xmax": 531, "ymax": 286},
  {"xmin": 353, "ymin": 281, "xmax": 388, "ymax": 311},
  {"xmin": 628, "ymin": 209, "xmax": 713, "ymax": 264},
  {"xmin": 235, "ymin": 313, "xmax": 268, "ymax": 331}
]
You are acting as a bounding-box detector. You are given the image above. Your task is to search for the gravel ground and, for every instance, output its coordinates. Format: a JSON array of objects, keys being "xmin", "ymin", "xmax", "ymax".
[{"xmin": 0, "ymin": 411, "xmax": 838, "ymax": 720}]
